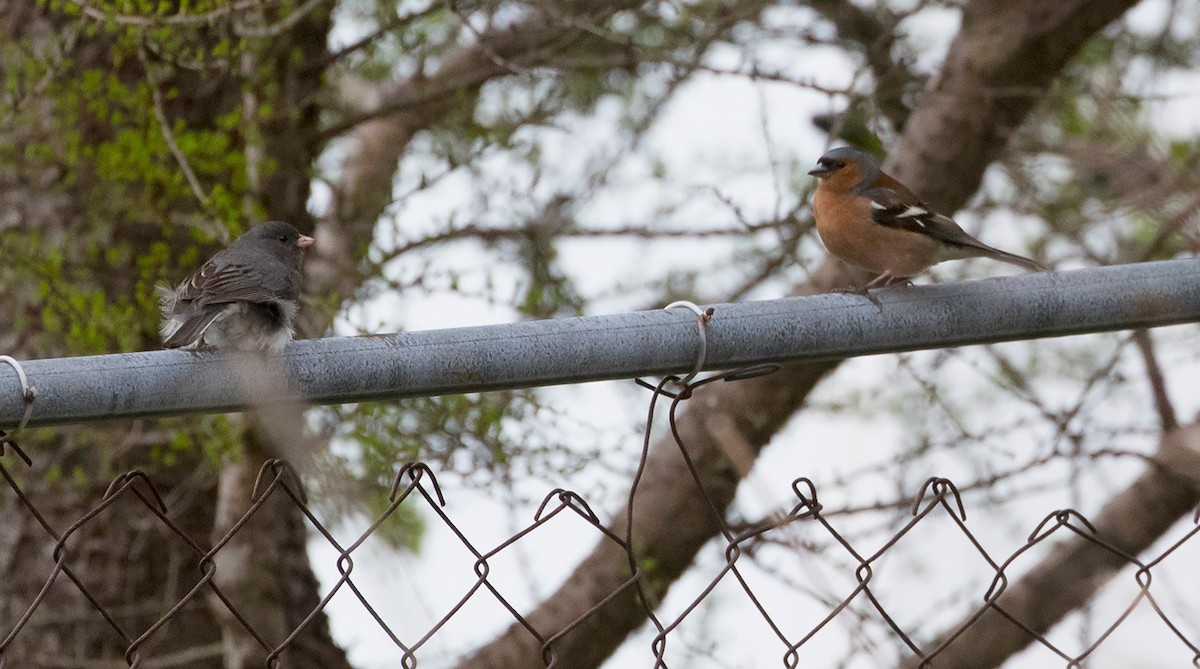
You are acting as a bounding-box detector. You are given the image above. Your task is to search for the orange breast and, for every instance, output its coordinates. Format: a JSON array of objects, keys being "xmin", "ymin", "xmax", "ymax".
[{"xmin": 812, "ymin": 189, "xmax": 940, "ymax": 276}]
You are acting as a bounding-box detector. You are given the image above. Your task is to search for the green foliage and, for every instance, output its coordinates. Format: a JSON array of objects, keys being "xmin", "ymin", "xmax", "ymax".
[
  {"xmin": 325, "ymin": 384, "xmax": 589, "ymax": 485},
  {"xmin": 1017, "ymin": 24, "xmax": 1200, "ymax": 268},
  {"xmin": 360, "ymin": 489, "xmax": 425, "ymax": 552},
  {"xmin": 2, "ymin": 19, "xmax": 262, "ymax": 357},
  {"xmin": 315, "ymin": 390, "xmax": 560, "ymax": 550},
  {"xmin": 0, "ymin": 6, "xmax": 337, "ymax": 520},
  {"xmin": 515, "ymin": 225, "xmax": 585, "ymax": 319},
  {"xmin": 337, "ymin": 392, "xmax": 536, "ymax": 479},
  {"xmin": 162, "ymin": 414, "xmax": 245, "ymax": 464}
]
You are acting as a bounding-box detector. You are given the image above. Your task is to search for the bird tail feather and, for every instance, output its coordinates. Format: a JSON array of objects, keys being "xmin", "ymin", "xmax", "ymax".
[
  {"xmin": 943, "ymin": 237, "xmax": 1045, "ymax": 272},
  {"xmin": 978, "ymin": 246, "xmax": 1045, "ymax": 272},
  {"xmin": 162, "ymin": 308, "xmax": 223, "ymax": 349}
]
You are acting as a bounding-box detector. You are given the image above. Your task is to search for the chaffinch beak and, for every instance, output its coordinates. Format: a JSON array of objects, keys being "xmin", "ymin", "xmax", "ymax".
[{"xmin": 807, "ymin": 163, "xmax": 834, "ymax": 178}]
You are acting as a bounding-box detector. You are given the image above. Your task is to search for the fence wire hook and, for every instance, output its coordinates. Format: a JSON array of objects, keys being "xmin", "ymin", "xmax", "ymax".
[
  {"xmin": 0, "ymin": 355, "xmax": 36, "ymax": 437},
  {"xmin": 664, "ymin": 300, "xmax": 713, "ymax": 389},
  {"xmin": 633, "ymin": 301, "xmax": 713, "ymax": 398}
]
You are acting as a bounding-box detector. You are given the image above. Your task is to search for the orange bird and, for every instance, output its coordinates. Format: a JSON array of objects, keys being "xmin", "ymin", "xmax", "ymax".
[{"xmin": 808, "ymin": 147, "xmax": 1043, "ymax": 288}]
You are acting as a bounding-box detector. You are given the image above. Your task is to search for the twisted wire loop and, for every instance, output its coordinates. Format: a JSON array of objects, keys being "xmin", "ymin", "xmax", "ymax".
[
  {"xmin": 0, "ymin": 355, "xmax": 36, "ymax": 448},
  {"xmin": 634, "ymin": 300, "xmax": 716, "ymax": 399},
  {"xmin": 1, "ymin": 412, "xmax": 1199, "ymax": 665}
]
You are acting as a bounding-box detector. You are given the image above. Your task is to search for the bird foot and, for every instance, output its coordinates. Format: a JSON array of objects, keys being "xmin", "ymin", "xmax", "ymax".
[
  {"xmin": 864, "ymin": 274, "xmax": 916, "ymax": 291},
  {"xmin": 182, "ymin": 341, "xmax": 217, "ymax": 354}
]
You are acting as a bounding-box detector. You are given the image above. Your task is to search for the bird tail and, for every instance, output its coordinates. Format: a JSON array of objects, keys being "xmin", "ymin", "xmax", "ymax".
[
  {"xmin": 924, "ymin": 213, "xmax": 1045, "ymax": 272},
  {"xmin": 977, "ymin": 246, "xmax": 1045, "ymax": 272},
  {"xmin": 162, "ymin": 306, "xmax": 223, "ymax": 349},
  {"xmin": 939, "ymin": 240, "xmax": 1046, "ymax": 271}
]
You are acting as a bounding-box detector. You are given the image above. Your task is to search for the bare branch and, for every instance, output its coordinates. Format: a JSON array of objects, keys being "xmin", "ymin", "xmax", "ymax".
[
  {"xmin": 1133, "ymin": 330, "xmax": 1179, "ymax": 432},
  {"xmin": 315, "ymin": 5, "xmax": 447, "ymax": 72},
  {"xmin": 303, "ymin": 0, "xmax": 710, "ymax": 334},
  {"xmin": 458, "ymin": 0, "xmax": 1142, "ymax": 666},
  {"xmin": 808, "ymin": 0, "xmax": 915, "ymax": 127},
  {"xmin": 889, "ymin": 0, "xmax": 1141, "ymax": 209},
  {"xmin": 138, "ymin": 45, "xmax": 213, "ymax": 219},
  {"xmin": 900, "ymin": 422, "xmax": 1200, "ymax": 669},
  {"xmin": 65, "ymin": 0, "xmax": 332, "ymax": 32}
]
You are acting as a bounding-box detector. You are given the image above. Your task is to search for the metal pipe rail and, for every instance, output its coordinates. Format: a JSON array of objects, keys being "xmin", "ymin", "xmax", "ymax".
[{"xmin": 2, "ymin": 258, "xmax": 1198, "ymax": 429}]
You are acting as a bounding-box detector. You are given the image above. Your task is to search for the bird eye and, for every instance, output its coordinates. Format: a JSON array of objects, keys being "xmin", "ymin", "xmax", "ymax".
[
  {"xmin": 278, "ymin": 235, "xmax": 289, "ymax": 243},
  {"xmin": 832, "ymin": 160, "xmax": 846, "ymax": 169}
]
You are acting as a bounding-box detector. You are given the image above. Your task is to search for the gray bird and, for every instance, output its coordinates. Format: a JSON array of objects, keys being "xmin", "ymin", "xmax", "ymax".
[{"xmin": 159, "ymin": 221, "xmax": 314, "ymax": 352}]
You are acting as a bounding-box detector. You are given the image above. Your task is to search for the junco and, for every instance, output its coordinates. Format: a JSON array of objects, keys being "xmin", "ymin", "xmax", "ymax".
[
  {"xmin": 808, "ymin": 147, "xmax": 1043, "ymax": 288},
  {"xmin": 159, "ymin": 221, "xmax": 314, "ymax": 352}
]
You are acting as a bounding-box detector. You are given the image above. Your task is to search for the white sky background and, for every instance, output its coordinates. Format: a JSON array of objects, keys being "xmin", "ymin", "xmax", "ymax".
[{"xmin": 309, "ymin": 1, "xmax": 1200, "ymax": 667}]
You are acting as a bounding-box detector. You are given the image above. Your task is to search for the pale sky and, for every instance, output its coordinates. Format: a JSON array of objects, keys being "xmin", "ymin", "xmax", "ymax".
[{"xmin": 311, "ymin": 2, "xmax": 1200, "ymax": 667}]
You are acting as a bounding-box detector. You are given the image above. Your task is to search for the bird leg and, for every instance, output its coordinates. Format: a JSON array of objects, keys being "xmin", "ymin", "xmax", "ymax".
[
  {"xmin": 187, "ymin": 342, "xmax": 217, "ymax": 354},
  {"xmin": 866, "ymin": 273, "xmax": 917, "ymax": 289},
  {"xmin": 866, "ymin": 273, "xmax": 894, "ymax": 289}
]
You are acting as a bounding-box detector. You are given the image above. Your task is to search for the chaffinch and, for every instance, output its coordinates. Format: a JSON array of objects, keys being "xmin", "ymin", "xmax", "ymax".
[{"xmin": 808, "ymin": 147, "xmax": 1043, "ymax": 288}]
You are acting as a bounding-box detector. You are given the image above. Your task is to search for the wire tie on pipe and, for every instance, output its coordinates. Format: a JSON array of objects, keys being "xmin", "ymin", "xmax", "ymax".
[
  {"xmin": 663, "ymin": 300, "xmax": 713, "ymax": 388},
  {"xmin": 0, "ymin": 355, "xmax": 36, "ymax": 436}
]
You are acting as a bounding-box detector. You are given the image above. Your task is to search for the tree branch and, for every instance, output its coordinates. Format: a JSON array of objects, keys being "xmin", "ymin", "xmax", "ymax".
[
  {"xmin": 809, "ymin": 0, "xmax": 915, "ymax": 127},
  {"xmin": 457, "ymin": 0, "xmax": 1141, "ymax": 666},
  {"xmin": 302, "ymin": 0, "xmax": 678, "ymax": 333},
  {"xmin": 902, "ymin": 422, "xmax": 1200, "ymax": 669},
  {"xmin": 1133, "ymin": 330, "xmax": 1178, "ymax": 432},
  {"xmin": 889, "ymin": 0, "xmax": 1140, "ymax": 207}
]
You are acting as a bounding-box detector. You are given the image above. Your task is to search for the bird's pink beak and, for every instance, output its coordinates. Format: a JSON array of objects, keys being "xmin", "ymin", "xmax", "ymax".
[{"xmin": 298, "ymin": 234, "xmax": 315, "ymax": 248}]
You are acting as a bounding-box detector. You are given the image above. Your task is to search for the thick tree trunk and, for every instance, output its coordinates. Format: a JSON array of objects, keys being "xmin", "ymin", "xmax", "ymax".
[
  {"xmin": 457, "ymin": 0, "xmax": 1142, "ymax": 666},
  {"xmin": 0, "ymin": 3, "xmax": 349, "ymax": 667}
]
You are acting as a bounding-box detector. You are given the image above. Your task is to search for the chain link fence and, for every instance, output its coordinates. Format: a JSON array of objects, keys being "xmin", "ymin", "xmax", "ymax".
[{"xmin": 2, "ymin": 360, "xmax": 1199, "ymax": 668}]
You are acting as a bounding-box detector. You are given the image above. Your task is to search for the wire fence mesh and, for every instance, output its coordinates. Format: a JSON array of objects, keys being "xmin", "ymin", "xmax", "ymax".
[{"xmin": 1, "ymin": 362, "xmax": 1199, "ymax": 668}]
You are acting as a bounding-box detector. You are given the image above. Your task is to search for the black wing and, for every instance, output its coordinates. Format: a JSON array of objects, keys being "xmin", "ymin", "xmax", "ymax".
[
  {"xmin": 862, "ymin": 186, "xmax": 969, "ymax": 243},
  {"xmin": 862, "ymin": 186, "xmax": 1043, "ymax": 270}
]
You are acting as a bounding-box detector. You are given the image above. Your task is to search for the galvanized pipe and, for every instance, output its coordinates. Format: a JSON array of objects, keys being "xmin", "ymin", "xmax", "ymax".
[{"xmin": 2, "ymin": 258, "xmax": 1198, "ymax": 429}]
